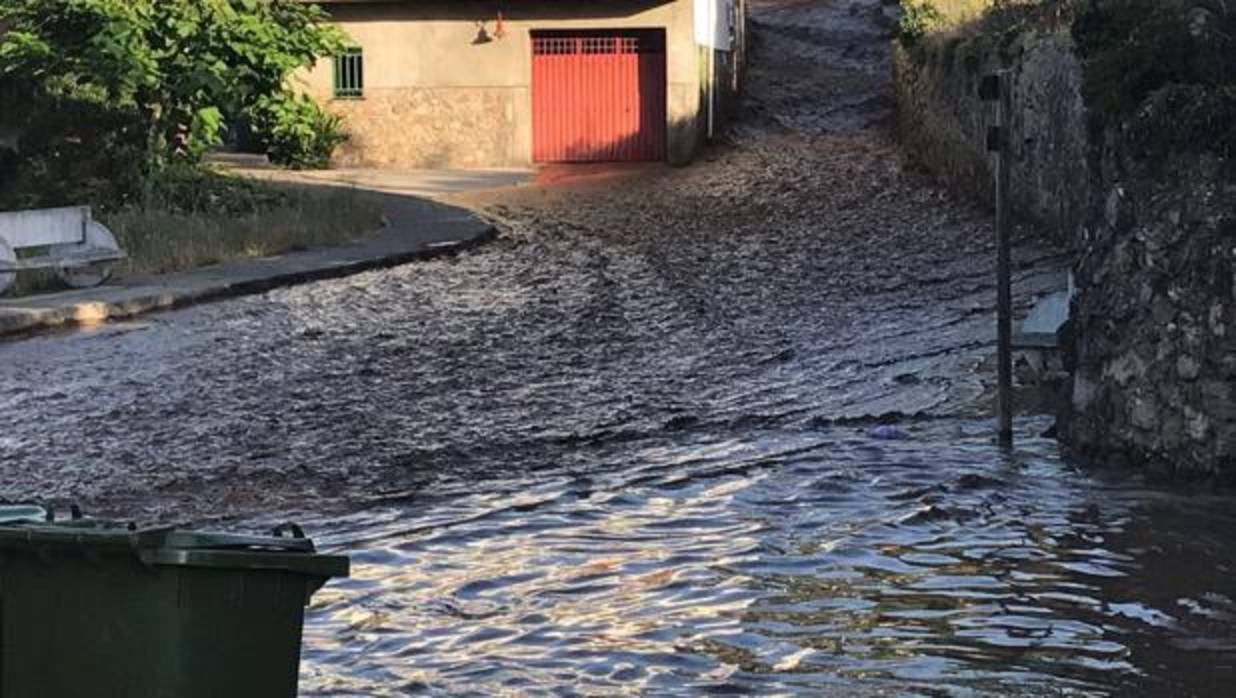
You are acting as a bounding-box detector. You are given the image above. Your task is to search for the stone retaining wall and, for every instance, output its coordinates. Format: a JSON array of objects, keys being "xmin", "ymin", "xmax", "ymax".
[
  {"xmin": 327, "ymin": 87, "xmax": 524, "ymax": 169},
  {"xmin": 893, "ymin": 29, "xmax": 1236, "ymax": 480},
  {"xmin": 1068, "ymin": 150, "xmax": 1236, "ymax": 480},
  {"xmin": 892, "ymin": 31, "xmax": 1089, "ymax": 248}
]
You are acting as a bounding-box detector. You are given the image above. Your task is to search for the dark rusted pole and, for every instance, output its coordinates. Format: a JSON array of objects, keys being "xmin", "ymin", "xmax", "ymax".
[
  {"xmin": 995, "ymin": 72, "xmax": 1014, "ymax": 447},
  {"xmin": 981, "ymin": 71, "xmax": 1014, "ymax": 447}
]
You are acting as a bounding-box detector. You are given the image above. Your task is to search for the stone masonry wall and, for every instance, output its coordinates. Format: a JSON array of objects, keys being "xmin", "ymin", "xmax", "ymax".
[
  {"xmin": 894, "ymin": 30, "xmax": 1236, "ymax": 480},
  {"xmin": 1068, "ymin": 151, "xmax": 1236, "ymax": 480},
  {"xmin": 327, "ymin": 87, "xmax": 524, "ymax": 169},
  {"xmin": 892, "ymin": 31, "xmax": 1089, "ymax": 248}
]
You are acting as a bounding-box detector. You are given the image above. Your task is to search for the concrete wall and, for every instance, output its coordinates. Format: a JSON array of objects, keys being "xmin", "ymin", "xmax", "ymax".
[
  {"xmin": 693, "ymin": 0, "xmax": 747, "ymax": 143},
  {"xmin": 303, "ymin": 0, "xmax": 704, "ymax": 167},
  {"xmin": 703, "ymin": 3, "xmax": 746, "ymax": 139}
]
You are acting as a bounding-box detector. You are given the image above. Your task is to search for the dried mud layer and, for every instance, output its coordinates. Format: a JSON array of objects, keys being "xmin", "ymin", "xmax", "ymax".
[{"xmin": 0, "ymin": 0, "xmax": 1065, "ymax": 523}]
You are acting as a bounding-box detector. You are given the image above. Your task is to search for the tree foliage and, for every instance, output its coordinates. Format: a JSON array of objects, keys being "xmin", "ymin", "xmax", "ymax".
[
  {"xmin": 896, "ymin": 1, "xmax": 947, "ymax": 47},
  {"xmin": 1073, "ymin": 0, "xmax": 1234, "ymax": 115},
  {"xmin": 248, "ymin": 93, "xmax": 348, "ymax": 169},
  {"xmin": 898, "ymin": 0, "xmax": 1235, "ymax": 163},
  {"xmin": 0, "ymin": 0, "xmax": 347, "ymax": 206},
  {"xmin": 1073, "ymin": 0, "xmax": 1236, "ymax": 161}
]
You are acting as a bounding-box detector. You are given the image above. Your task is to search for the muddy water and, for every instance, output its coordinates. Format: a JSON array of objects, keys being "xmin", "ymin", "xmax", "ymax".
[
  {"xmin": 2, "ymin": 0, "xmax": 1236, "ymax": 695},
  {"xmin": 290, "ymin": 419, "xmax": 1236, "ymax": 696},
  {"xmin": 6, "ymin": 235, "xmax": 1233, "ymax": 696}
]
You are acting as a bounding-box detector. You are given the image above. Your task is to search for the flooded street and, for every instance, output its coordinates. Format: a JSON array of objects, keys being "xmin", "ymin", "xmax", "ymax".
[
  {"xmin": 2, "ymin": 0, "xmax": 1235, "ymax": 694},
  {"xmin": 294, "ymin": 424, "xmax": 1236, "ymax": 696}
]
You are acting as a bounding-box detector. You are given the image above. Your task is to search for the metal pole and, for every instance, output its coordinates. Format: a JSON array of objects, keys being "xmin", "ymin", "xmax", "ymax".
[{"xmin": 995, "ymin": 71, "xmax": 1014, "ymax": 447}]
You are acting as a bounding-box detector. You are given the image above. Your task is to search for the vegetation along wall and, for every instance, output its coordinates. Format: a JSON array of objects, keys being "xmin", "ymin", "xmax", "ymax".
[{"xmin": 892, "ymin": 0, "xmax": 1236, "ymax": 480}]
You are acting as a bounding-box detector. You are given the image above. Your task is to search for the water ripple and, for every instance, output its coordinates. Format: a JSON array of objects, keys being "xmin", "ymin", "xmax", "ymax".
[{"xmin": 288, "ymin": 421, "xmax": 1236, "ymax": 696}]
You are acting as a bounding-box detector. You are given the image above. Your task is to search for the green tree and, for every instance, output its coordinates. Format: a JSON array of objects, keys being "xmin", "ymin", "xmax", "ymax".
[{"xmin": 0, "ymin": 0, "xmax": 345, "ymax": 204}]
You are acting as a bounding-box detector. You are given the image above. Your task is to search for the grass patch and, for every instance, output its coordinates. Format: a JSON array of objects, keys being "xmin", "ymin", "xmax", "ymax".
[
  {"xmin": 6, "ymin": 171, "xmax": 381, "ymax": 295},
  {"xmin": 107, "ymin": 182, "xmax": 380, "ymax": 277}
]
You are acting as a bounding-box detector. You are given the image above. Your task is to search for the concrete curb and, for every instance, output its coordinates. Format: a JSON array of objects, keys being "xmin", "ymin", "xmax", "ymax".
[{"xmin": 0, "ymin": 216, "xmax": 497, "ymax": 341}]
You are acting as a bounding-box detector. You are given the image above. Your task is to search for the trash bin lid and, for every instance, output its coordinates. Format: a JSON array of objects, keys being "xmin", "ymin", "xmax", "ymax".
[
  {"xmin": 139, "ymin": 548, "xmax": 349, "ymax": 578},
  {"xmin": 0, "ymin": 520, "xmax": 349, "ymax": 578}
]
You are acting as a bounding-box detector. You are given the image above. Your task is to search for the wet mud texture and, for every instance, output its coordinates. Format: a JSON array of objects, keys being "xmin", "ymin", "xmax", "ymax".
[
  {"xmin": 0, "ymin": 0, "xmax": 1061, "ymax": 523},
  {"xmin": 5, "ymin": 3, "xmax": 1236, "ymax": 696}
]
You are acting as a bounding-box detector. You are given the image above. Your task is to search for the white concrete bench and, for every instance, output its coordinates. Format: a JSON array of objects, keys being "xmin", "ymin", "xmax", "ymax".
[{"xmin": 0, "ymin": 206, "xmax": 126, "ymax": 293}]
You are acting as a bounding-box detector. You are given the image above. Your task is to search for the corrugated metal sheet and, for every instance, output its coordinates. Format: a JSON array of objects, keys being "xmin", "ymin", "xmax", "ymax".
[{"xmin": 532, "ymin": 31, "xmax": 666, "ymax": 162}]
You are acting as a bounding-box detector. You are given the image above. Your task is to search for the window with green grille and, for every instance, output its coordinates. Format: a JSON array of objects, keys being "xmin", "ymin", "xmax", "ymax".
[{"xmin": 333, "ymin": 48, "xmax": 364, "ymax": 98}]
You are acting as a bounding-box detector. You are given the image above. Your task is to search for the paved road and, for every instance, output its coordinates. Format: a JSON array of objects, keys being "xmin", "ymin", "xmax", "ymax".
[{"xmin": 235, "ymin": 166, "xmax": 534, "ymax": 201}]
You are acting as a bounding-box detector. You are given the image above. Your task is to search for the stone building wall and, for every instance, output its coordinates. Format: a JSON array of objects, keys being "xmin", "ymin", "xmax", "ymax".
[
  {"xmin": 327, "ymin": 87, "xmax": 523, "ymax": 169},
  {"xmin": 893, "ymin": 29, "xmax": 1236, "ymax": 480}
]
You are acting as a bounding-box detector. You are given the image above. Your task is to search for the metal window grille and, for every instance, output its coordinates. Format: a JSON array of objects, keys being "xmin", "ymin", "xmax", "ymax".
[
  {"xmin": 532, "ymin": 35, "xmax": 662, "ymax": 56},
  {"xmin": 334, "ymin": 48, "xmax": 364, "ymax": 98}
]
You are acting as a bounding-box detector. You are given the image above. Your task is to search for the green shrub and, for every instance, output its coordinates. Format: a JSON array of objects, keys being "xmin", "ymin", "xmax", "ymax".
[
  {"xmin": 0, "ymin": 95, "xmax": 147, "ymax": 210},
  {"xmin": 905, "ymin": 1, "xmax": 1070, "ymax": 66},
  {"xmin": 898, "ymin": 0, "xmax": 947, "ymax": 47},
  {"xmin": 1073, "ymin": 0, "xmax": 1236, "ymax": 160},
  {"xmin": 900, "ymin": 0, "xmax": 1235, "ymax": 162},
  {"xmin": 147, "ymin": 164, "xmax": 288, "ymax": 216},
  {"xmin": 1074, "ymin": 1, "xmax": 1201, "ymax": 117},
  {"xmin": 0, "ymin": 0, "xmax": 345, "ymax": 207},
  {"xmin": 248, "ymin": 93, "xmax": 347, "ymax": 170},
  {"xmin": 1131, "ymin": 84, "xmax": 1236, "ymax": 162}
]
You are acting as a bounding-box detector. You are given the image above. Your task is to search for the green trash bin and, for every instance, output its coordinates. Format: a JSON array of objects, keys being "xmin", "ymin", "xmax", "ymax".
[{"xmin": 0, "ymin": 510, "xmax": 349, "ymax": 698}]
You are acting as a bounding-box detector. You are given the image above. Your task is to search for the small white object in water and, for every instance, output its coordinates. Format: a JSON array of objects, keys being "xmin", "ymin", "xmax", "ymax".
[{"xmin": 867, "ymin": 425, "xmax": 908, "ymax": 440}]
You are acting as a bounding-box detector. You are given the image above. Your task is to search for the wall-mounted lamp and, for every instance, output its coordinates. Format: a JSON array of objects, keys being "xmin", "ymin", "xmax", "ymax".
[
  {"xmin": 473, "ymin": 21, "xmax": 492, "ymax": 44},
  {"xmin": 472, "ymin": 12, "xmax": 506, "ymax": 45}
]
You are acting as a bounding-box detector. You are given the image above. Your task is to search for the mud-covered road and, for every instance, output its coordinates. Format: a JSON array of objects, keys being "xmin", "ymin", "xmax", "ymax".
[
  {"xmin": 0, "ymin": 0, "xmax": 1062, "ymax": 521},
  {"xmin": 3, "ymin": 1, "xmax": 1235, "ymax": 695}
]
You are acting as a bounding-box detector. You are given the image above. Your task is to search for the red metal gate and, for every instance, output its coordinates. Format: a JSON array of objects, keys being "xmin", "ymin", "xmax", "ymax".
[{"xmin": 531, "ymin": 30, "xmax": 667, "ymax": 162}]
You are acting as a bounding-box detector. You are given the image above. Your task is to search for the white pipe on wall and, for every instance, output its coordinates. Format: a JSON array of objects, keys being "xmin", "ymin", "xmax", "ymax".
[
  {"xmin": 708, "ymin": 42, "xmax": 715, "ymax": 139},
  {"xmin": 707, "ymin": 0, "xmax": 715, "ymax": 139}
]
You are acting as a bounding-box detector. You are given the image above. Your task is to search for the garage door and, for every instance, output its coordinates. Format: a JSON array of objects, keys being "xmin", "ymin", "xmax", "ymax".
[{"xmin": 531, "ymin": 30, "xmax": 666, "ymax": 162}]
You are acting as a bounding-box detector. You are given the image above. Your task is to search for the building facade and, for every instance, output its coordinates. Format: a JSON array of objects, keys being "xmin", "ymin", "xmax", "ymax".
[{"xmin": 303, "ymin": 0, "xmax": 744, "ymax": 168}]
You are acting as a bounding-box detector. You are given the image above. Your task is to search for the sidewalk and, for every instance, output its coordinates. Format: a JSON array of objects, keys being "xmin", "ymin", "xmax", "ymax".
[
  {"xmin": 0, "ymin": 189, "xmax": 500, "ymax": 339},
  {"xmin": 236, "ymin": 166, "xmax": 533, "ymax": 200}
]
